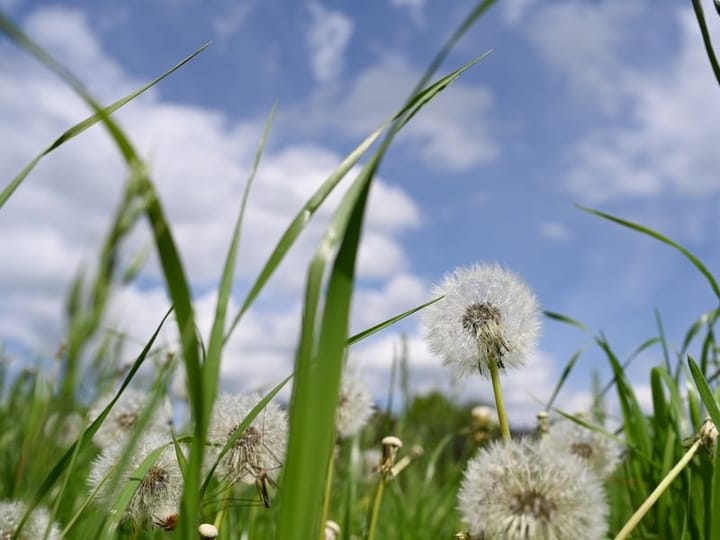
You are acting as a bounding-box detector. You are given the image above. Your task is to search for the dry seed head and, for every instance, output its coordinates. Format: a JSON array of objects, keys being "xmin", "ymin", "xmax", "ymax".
[
  {"xmin": 536, "ymin": 410, "xmax": 550, "ymax": 436},
  {"xmin": 336, "ymin": 366, "xmax": 374, "ymax": 438},
  {"xmin": 198, "ymin": 523, "xmax": 218, "ymax": 538},
  {"xmin": 0, "ymin": 501, "xmax": 61, "ymax": 540},
  {"xmin": 423, "ymin": 264, "xmax": 540, "ymax": 378},
  {"xmin": 458, "ymin": 439, "xmax": 608, "ymax": 539},
  {"xmin": 700, "ymin": 417, "xmax": 718, "ymax": 449}
]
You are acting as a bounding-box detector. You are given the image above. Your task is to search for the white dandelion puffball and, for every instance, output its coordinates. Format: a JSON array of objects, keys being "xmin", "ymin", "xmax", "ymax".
[
  {"xmin": 0, "ymin": 501, "xmax": 61, "ymax": 540},
  {"xmin": 208, "ymin": 393, "xmax": 288, "ymax": 485},
  {"xmin": 458, "ymin": 439, "xmax": 608, "ymax": 540},
  {"xmin": 423, "ymin": 264, "xmax": 540, "ymax": 377},
  {"xmin": 540, "ymin": 419, "xmax": 623, "ymax": 479},
  {"xmin": 336, "ymin": 367, "xmax": 374, "ymax": 438},
  {"xmin": 89, "ymin": 388, "xmax": 172, "ymax": 448},
  {"xmin": 89, "ymin": 431, "xmax": 184, "ymax": 528}
]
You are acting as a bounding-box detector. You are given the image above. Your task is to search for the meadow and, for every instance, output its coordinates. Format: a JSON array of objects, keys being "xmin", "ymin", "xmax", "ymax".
[{"xmin": 2, "ymin": 1, "xmax": 720, "ymax": 539}]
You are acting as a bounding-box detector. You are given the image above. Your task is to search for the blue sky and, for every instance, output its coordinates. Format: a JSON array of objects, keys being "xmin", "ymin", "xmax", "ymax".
[{"xmin": 1, "ymin": 0, "xmax": 720, "ymax": 425}]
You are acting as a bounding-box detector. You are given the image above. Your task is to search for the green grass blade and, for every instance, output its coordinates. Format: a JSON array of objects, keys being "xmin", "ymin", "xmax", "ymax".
[
  {"xmin": 691, "ymin": 0, "xmax": 720, "ymax": 87},
  {"xmin": 711, "ymin": 444, "xmax": 720, "ymax": 540},
  {"xmin": 543, "ymin": 310, "xmax": 589, "ymax": 332},
  {"xmin": 688, "ymin": 355, "xmax": 720, "ymax": 429},
  {"xmin": 0, "ymin": 11, "xmax": 208, "ymax": 208},
  {"xmin": 544, "ymin": 347, "xmax": 586, "ymax": 411},
  {"xmin": 578, "ymin": 206, "xmax": 720, "ymax": 301},
  {"xmin": 203, "ymin": 104, "xmax": 275, "ymax": 422},
  {"xmin": 347, "ymin": 297, "xmax": 442, "ymax": 346},
  {"xmin": 277, "ymin": 46, "xmax": 492, "ymax": 540}
]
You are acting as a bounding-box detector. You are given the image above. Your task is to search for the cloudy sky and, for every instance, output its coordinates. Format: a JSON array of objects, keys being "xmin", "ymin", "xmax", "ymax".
[{"xmin": 1, "ymin": 0, "xmax": 720, "ymax": 426}]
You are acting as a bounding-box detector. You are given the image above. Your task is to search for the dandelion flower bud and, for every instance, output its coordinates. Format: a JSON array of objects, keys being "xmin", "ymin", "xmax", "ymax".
[
  {"xmin": 89, "ymin": 388, "xmax": 171, "ymax": 448},
  {"xmin": 0, "ymin": 501, "xmax": 61, "ymax": 540},
  {"xmin": 336, "ymin": 367, "xmax": 374, "ymax": 438},
  {"xmin": 539, "ymin": 418, "xmax": 623, "ymax": 479},
  {"xmin": 199, "ymin": 523, "xmax": 219, "ymax": 538},
  {"xmin": 89, "ymin": 431, "xmax": 184, "ymax": 528},
  {"xmin": 699, "ymin": 417, "xmax": 718, "ymax": 450},
  {"xmin": 423, "ymin": 264, "xmax": 540, "ymax": 378},
  {"xmin": 207, "ymin": 393, "xmax": 288, "ymax": 485},
  {"xmin": 324, "ymin": 520, "xmax": 341, "ymax": 540},
  {"xmin": 458, "ymin": 439, "xmax": 608, "ymax": 540}
]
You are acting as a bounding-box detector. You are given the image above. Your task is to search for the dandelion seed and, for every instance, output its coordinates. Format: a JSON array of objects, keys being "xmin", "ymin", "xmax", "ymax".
[
  {"xmin": 324, "ymin": 520, "xmax": 341, "ymax": 540},
  {"xmin": 89, "ymin": 431, "xmax": 184, "ymax": 529},
  {"xmin": 540, "ymin": 418, "xmax": 623, "ymax": 479},
  {"xmin": 199, "ymin": 523, "xmax": 219, "ymax": 538},
  {"xmin": 89, "ymin": 388, "xmax": 171, "ymax": 448},
  {"xmin": 207, "ymin": 393, "xmax": 288, "ymax": 486},
  {"xmin": 336, "ymin": 367, "xmax": 374, "ymax": 438},
  {"xmin": 0, "ymin": 501, "xmax": 61, "ymax": 540},
  {"xmin": 423, "ymin": 264, "xmax": 540, "ymax": 377},
  {"xmin": 458, "ymin": 439, "xmax": 608, "ymax": 540}
]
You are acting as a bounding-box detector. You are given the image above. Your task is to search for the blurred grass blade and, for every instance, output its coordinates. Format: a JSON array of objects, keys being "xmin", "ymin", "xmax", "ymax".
[
  {"xmin": 347, "ymin": 296, "xmax": 442, "ymax": 346},
  {"xmin": 1, "ymin": 19, "xmax": 207, "ymax": 535},
  {"xmin": 204, "ymin": 104, "xmax": 275, "ymax": 419},
  {"xmin": 544, "ymin": 310, "xmax": 589, "ymax": 332},
  {"xmin": 688, "ymin": 355, "xmax": 720, "ymax": 428},
  {"xmin": 579, "ymin": 205, "xmax": 720, "ymax": 301},
  {"xmin": 13, "ymin": 307, "xmax": 172, "ymax": 538},
  {"xmin": 545, "ymin": 347, "xmax": 585, "ymax": 411}
]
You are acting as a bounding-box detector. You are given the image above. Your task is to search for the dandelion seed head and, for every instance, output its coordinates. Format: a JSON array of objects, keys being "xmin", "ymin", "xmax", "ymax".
[
  {"xmin": 458, "ymin": 439, "xmax": 608, "ymax": 540},
  {"xmin": 0, "ymin": 501, "xmax": 61, "ymax": 540},
  {"xmin": 89, "ymin": 431, "xmax": 184, "ymax": 528},
  {"xmin": 540, "ymin": 419, "xmax": 623, "ymax": 479},
  {"xmin": 89, "ymin": 388, "xmax": 171, "ymax": 449},
  {"xmin": 423, "ymin": 264, "xmax": 540, "ymax": 377},
  {"xmin": 336, "ymin": 367, "xmax": 374, "ymax": 438},
  {"xmin": 208, "ymin": 393, "xmax": 288, "ymax": 485}
]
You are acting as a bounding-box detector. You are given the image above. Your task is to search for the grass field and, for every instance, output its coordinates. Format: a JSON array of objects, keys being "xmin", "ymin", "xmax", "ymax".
[{"xmin": 3, "ymin": 1, "xmax": 720, "ymax": 539}]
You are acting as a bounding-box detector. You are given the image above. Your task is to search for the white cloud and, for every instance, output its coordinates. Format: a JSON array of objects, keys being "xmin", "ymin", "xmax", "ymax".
[
  {"xmin": 0, "ymin": 6, "xmax": 423, "ymax": 395},
  {"xmin": 389, "ymin": 0, "xmax": 425, "ymax": 25},
  {"xmin": 539, "ymin": 221, "xmax": 571, "ymax": 242},
  {"xmin": 563, "ymin": 9, "xmax": 720, "ymax": 202},
  {"xmin": 524, "ymin": 1, "xmax": 643, "ymax": 112},
  {"xmin": 287, "ymin": 55, "xmax": 498, "ymax": 171},
  {"xmin": 306, "ymin": 2, "xmax": 354, "ymax": 83}
]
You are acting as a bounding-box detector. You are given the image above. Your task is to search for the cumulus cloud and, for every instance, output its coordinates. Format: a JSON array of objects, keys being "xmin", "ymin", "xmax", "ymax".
[
  {"xmin": 562, "ymin": 9, "xmax": 720, "ymax": 202},
  {"xmin": 305, "ymin": 2, "xmax": 354, "ymax": 83},
  {"xmin": 389, "ymin": 0, "xmax": 424, "ymax": 25},
  {"xmin": 539, "ymin": 221, "xmax": 571, "ymax": 242}
]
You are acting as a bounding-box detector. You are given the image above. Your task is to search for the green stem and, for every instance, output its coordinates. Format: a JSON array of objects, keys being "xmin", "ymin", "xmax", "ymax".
[
  {"xmin": 614, "ymin": 439, "xmax": 701, "ymax": 540},
  {"xmin": 319, "ymin": 443, "xmax": 337, "ymax": 540},
  {"xmin": 367, "ymin": 478, "xmax": 386, "ymax": 540},
  {"xmin": 488, "ymin": 357, "xmax": 510, "ymax": 441}
]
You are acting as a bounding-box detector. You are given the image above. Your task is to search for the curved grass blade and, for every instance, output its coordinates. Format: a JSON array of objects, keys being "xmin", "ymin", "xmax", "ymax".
[
  {"xmin": 347, "ymin": 296, "xmax": 442, "ymax": 346},
  {"xmin": 578, "ymin": 205, "xmax": 720, "ymax": 301},
  {"xmin": 688, "ymin": 355, "xmax": 720, "ymax": 429},
  {"xmin": 204, "ymin": 104, "xmax": 276, "ymax": 418},
  {"xmin": 0, "ymin": 12, "xmax": 208, "ymax": 208},
  {"xmin": 1, "ymin": 20, "xmax": 207, "ymax": 535},
  {"xmin": 691, "ymin": 0, "xmax": 720, "ymax": 87}
]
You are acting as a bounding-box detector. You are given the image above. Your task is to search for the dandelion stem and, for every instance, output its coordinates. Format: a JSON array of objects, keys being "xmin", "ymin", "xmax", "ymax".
[
  {"xmin": 319, "ymin": 442, "xmax": 337, "ymax": 540},
  {"xmin": 488, "ymin": 356, "xmax": 510, "ymax": 441},
  {"xmin": 367, "ymin": 477, "xmax": 386, "ymax": 540},
  {"xmin": 614, "ymin": 438, "xmax": 701, "ymax": 540}
]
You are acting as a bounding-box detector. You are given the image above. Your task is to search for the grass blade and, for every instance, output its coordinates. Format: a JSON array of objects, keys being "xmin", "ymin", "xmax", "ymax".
[
  {"xmin": 347, "ymin": 296, "xmax": 442, "ymax": 346},
  {"xmin": 578, "ymin": 205, "xmax": 720, "ymax": 301}
]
